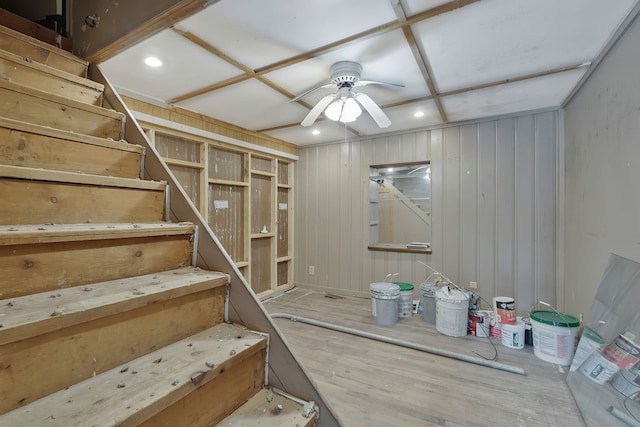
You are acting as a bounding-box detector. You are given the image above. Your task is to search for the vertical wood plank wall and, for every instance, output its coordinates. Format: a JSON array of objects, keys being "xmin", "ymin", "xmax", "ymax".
[{"xmin": 294, "ymin": 111, "xmax": 559, "ymax": 311}]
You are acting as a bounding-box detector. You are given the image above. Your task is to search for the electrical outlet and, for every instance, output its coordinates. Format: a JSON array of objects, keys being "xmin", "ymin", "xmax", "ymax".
[
  {"xmin": 470, "ymin": 281, "xmax": 478, "ymax": 289},
  {"xmin": 309, "ymin": 266, "xmax": 315, "ymax": 275}
]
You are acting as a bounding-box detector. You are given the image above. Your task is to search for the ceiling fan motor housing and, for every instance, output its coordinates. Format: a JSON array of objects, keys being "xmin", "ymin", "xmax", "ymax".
[{"xmin": 330, "ymin": 61, "xmax": 362, "ymax": 87}]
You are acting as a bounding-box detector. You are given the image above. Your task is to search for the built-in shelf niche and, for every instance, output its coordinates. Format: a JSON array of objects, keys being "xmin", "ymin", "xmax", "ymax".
[{"xmin": 144, "ymin": 126, "xmax": 293, "ymax": 298}]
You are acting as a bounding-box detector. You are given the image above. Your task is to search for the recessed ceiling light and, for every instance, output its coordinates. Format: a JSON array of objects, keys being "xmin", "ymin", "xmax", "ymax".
[
  {"xmin": 144, "ymin": 56, "xmax": 163, "ymax": 67},
  {"xmin": 413, "ymin": 111, "xmax": 425, "ymax": 118},
  {"xmin": 312, "ymin": 129, "xmax": 320, "ymax": 135}
]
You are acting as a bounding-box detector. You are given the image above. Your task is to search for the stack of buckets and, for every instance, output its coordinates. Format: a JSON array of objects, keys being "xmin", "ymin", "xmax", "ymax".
[
  {"xmin": 494, "ymin": 297, "xmax": 526, "ymax": 350},
  {"xmin": 369, "ymin": 280, "xmax": 414, "ymax": 327},
  {"xmin": 419, "ymin": 273, "xmax": 471, "ymax": 337}
]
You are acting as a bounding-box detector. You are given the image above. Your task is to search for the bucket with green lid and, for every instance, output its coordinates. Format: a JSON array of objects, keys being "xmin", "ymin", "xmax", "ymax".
[
  {"xmin": 530, "ymin": 309, "xmax": 580, "ymax": 366},
  {"xmin": 393, "ymin": 282, "xmax": 414, "ymax": 318}
]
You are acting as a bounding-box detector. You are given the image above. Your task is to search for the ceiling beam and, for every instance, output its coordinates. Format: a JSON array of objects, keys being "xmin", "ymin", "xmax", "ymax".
[
  {"xmin": 167, "ymin": 0, "xmax": 480, "ymax": 104},
  {"xmin": 390, "ymin": 0, "xmax": 448, "ymax": 123}
]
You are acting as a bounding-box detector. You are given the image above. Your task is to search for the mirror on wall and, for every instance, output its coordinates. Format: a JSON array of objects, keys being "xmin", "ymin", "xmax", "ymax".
[
  {"xmin": 566, "ymin": 254, "xmax": 640, "ymax": 426},
  {"xmin": 368, "ymin": 161, "xmax": 431, "ymax": 253}
]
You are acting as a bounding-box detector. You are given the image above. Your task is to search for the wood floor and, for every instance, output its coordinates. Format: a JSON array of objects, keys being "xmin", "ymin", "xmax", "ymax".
[{"xmin": 263, "ymin": 288, "xmax": 586, "ymax": 427}]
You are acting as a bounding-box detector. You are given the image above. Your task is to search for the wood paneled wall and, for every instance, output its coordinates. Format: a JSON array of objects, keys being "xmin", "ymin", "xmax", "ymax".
[{"xmin": 294, "ymin": 111, "xmax": 560, "ymax": 312}]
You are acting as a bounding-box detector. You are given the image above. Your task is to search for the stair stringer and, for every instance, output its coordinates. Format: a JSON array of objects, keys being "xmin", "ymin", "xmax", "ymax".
[{"xmin": 91, "ymin": 64, "xmax": 341, "ymax": 427}]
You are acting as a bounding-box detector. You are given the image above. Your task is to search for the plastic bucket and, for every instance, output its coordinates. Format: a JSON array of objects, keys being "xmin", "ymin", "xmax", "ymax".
[
  {"xmin": 530, "ymin": 310, "xmax": 580, "ymax": 366},
  {"xmin": 493, "ymin": 296, "xmax": 516, "ymax": 324},
  {"xmin": 435, "ymin": 287, "xmax": 469, "ymax": 337},
  {"xmin": 370, "ymin": 282, "xmax": 400, "ymax": 327},
  {"xmin": 569, "ymin": 326, "xmax": 605, "ymax": 372},
  {"xmin": 394, "ymin": 282, "xmax": 414, "ymax": 318},
  {"xmin": 601, "ymin": 334, "xmax": 640, "ymax": 370},
  {"xmin": 579, "ymin": 351, "xmax": 620, "ymax": 384},
  {"xmin": 420, "ymin": 282, "xmax": 438, "ymax": 325},
  {"xmin": 501, "ymin": 319, "xmax": 525, "ymax": 349}
]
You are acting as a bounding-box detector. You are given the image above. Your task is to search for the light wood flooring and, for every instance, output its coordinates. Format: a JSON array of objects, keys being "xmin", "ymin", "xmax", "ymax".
[{"xmin": 263, "ymin": 288, "xmax": 586, "ymax": 427}]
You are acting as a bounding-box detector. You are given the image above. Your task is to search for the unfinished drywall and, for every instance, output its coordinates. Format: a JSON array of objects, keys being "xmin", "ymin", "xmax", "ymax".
[
  {"xmin": 294, "ymin": 111, "xmax": 559, "ymax": 312},
  {"xmin": 563, "ymin": 13, "xmax": 640, "ymax": 318}
]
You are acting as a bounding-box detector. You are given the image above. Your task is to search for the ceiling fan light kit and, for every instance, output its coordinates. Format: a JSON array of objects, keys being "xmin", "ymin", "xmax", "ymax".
[{"xmin": 294, "ymin": 61, "xmax": 402, "ymax": 129}]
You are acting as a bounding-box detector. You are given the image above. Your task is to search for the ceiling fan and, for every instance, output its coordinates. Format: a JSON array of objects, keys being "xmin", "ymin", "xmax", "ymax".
[{"xmin": 291, "ymin": 61, "xmax": 404, "ymax": 128}]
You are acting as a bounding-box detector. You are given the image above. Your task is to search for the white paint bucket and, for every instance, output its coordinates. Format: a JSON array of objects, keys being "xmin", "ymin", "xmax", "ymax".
[
  {"xmin": 501, "ymin": 319, "xmax": 525, "ymax": 349},
  {"xmin": 569, "ymin": 326, "xmax": 605, "ymax": 372},
  {"xmin": 370, "ymin": 282, "xmax": 400, "ymax": 327},
  {"xmin": 611, "ymin": 368, "xmax": 640, "ymax": 398},
  {"xmin": 420, "ymin": 281, "xmax": 438, "ymax": 325},
  {"xmin": 435, "ymin": 287, "xmax": 469, "ymax": 337},
  {"xmin": 493, "ymin": 296, "xmax": 516, "ymax": 325},
  {"xmin": 530, "ymin": 310, "xmax": 580, "ymax": 366},
  {"xmin": 394, "ymin": 282, "xmax": 414, "ymax": 318},
  {"xmin": 579, "ymin": 351, "xmax": 620, "ymax": 384}
]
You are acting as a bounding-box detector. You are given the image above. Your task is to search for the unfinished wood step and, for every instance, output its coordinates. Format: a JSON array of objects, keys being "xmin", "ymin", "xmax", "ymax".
[
  {"xmin": 0, "ymin": 24, "xmax": 87, "ymax": 76},
  {"xmin": 0, "ymin": 267, "xmax": 228, "ymax": 415},
  {"xmin": 0, "ymin": 9, "xmax": 73, "ymax": 53},
  {"xmin": 0, "ymin": 117, "xmax": 143, "ymax": 178},
  {"xmin": 0, "ymin": 323, "xmax": 267, "ymax": 426},
  {"xmin": 215, "ymin": 388, "xmax": 317, "ymax": 427},
  {"xmin": 0, "ymin": 165, "xmax": 165, "ymax": 225},
  {"xmin": 0, "ymin": 223, "xmax": 196, "ymax": 299},
  {"xmin": 0, "ymin": 79, "xmax": 124, "ymax": 140},
  {"xmin": 0, "ymin": 49, "xmax": 103, "ymax": 105}
]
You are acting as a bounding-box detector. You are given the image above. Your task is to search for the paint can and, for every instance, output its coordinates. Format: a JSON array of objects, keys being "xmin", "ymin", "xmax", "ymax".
[
  {"xmin": 394, "ymin": 282, "xmax": 414, "ymax": 318},
  {"xmin": 530, "ymin": 310, "xmax": 580, "ymax": 366},
  {"xmin": 420, "ymin": 281, "xmax": 438, "ymax": 325},
  {"xmin": 501, "ymin": 319, "xmax": 525, "ymax": 349},
  {"xmin": 569, "ymin": 326, "xmax": 605, "ymax": 372},
  {"xmin": 493, "ymin": 296, "xmax": 516, "ymax": 325},
  {"xmin": 522, "ymin": 317, "xmax": 533, "ymax": 346},
  {"xmin": 370, "ymin": 282, "xmax": 400, "ymax": 327},
  {"xmin": 435, "ymin": 287, "xmax": 469, "ymax": 337},
  {"xmin": 601, "ymin": 334, "xmax": 640, "ymax": 370},
  {"xmin": 468, "ymin": 310, "xmax": 490, "ymax": 337},
  {"xmin": 579, "ymin": 351, "xmax": 620, "ymax": 384},
  {"xmin": 489, "ymin": 312, "xmax": 502, "ymax": 338},
  {"xmin": 611, "ymin": 368, "xmax": 640, "ymax": 398}
]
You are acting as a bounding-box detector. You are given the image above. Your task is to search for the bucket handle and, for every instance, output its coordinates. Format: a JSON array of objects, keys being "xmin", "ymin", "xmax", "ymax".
[
  {"xmin": 531, "ymin": 301, "xmax": 579, "ymax": 327},
  {"xmin": 384, "ymin": 273, "xmax": 399, "ymax": 282}
]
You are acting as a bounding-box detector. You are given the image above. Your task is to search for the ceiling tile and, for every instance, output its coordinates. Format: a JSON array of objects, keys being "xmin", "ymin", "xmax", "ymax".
[
  {"xmin": 442, "ymin": 69, "xmax": 586, "ymax": 122},
  {"xmin": 176, "ymin": 0, "xmax": 398, "ymax": 69},
  {"xmin": 414, "ymin": 0, "xmax": 637, "ymax": 92},
  {"xmin": 176, "ymin": 79, "xmax": 308, "ymax": 131},
  {"xmin": 100, "ymin": 29, "xmax": 242, "ymax": 101}
]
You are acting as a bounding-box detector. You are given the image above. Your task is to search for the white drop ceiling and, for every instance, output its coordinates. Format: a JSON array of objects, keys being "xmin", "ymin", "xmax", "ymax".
[{"xmin": 100, "ymin": 0, "xmax": 639, "ymax": 146}]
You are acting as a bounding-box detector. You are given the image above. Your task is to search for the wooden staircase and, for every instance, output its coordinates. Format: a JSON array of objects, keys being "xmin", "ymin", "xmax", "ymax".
[{"xmin": 0, "ymin": 24, "xmax": 316, "ymax": 426}]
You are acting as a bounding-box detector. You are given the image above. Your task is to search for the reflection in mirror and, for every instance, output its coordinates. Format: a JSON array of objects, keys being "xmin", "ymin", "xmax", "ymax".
[
  {"xmin": 368, "ymin": 161, "xmax": 431, "ymax": 253},
  {"xmin": 567, "ymin": 254, "xmax": 640, "ymax": 427}
]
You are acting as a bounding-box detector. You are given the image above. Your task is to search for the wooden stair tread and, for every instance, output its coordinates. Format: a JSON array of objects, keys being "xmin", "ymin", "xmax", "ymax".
[
  {"xmin": 0, "ymin": 164, "xmax": 164, "ymax": 190},
  {"xmin": 0, "ymin": 116, "xmax": 142, "ymax": 154},
  {"xmin": 215, "ymin": 388, "xmax": 317, "ymax": 427},
  {"xmin": 0, "ymin": 323, "xmax": 267, "ymax": 426},
  {"xmin": 0, "ymin": 222, "xmax": 196, "ymax": 246},
  {"xmin": 0, "ymin": 266, "xmax": 227, "ymax": 347},
  {"xmin": 0, "ymin": 49, "xmax": 103, "ymax": 105},
  {"xmin": 0, "ymin": 24, "xmax": 87, "ymax": 76}
]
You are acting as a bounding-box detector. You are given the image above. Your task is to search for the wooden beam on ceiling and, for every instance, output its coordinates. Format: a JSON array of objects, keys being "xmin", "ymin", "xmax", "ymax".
[
  {"xmin": 390, "ymin": 0, "xmax": 449, "ymax": 123},
  {"xmin": 166, "ymin": 0, "xmax": 481, "ymax": 105}
]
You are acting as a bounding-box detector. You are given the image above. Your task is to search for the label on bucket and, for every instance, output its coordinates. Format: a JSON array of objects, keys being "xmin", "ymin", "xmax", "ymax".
[
  {"xmin": 494, "ymin": 297, "xmax": 516, "ymax": 324},
  {"xmin": 602, "ymin": 335, "xmax": 640, "ymax": 369}
]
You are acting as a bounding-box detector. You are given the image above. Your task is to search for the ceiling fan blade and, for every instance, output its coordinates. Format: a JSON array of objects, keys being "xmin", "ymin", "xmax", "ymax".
[
  {"xmin": 355, "ymin": 80, "xmax": 405, "ymax": 88},
  {"xmin": 353, "ymin": 92, "xmax": 391, "ymax": 128},
  {"xmin": 301, "ymin": 93, "xmax": 337, "ymax": 126},
  {"xmin": 289, "ymin": 83, "xmax": 334, "ymax": 103}
]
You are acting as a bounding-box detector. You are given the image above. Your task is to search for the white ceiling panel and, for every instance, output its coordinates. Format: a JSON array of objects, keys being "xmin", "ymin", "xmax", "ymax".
[
  {"xmin": 442, "ymin": 69, "xmax": 586, "ymax": 122},
  {"xmin": 416, "ymin": 0, "xmax": 637, "ymax": 92},
  {"xmin": 177, "ymin": 79, "xmax": 308, "ymax": 131},
  {"xmin": 176, "ymin": 0, "xmax": 398, "ymax": 70},
  {"xmin": 100, "ymin": 29, "xmax": 242, "ymax": 101},
  {"xmin": 265, "ymin": 120, "xmax": 358, "ymax": 147}
]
